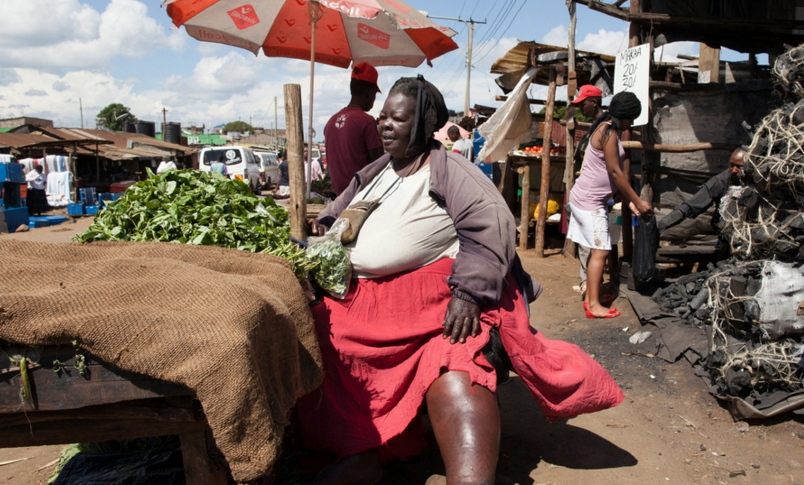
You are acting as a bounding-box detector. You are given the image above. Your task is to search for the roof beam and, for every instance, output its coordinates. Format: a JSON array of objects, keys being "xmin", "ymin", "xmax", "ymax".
[{"xmin": 613, "ymin": 0, "xmax": 628, "ymax": 7}]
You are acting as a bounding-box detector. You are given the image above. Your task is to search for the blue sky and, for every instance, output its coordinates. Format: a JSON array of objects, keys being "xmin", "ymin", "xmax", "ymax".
[{"xmin": 0, "ymin": 0, "xmax": 750, "ymax": 139}]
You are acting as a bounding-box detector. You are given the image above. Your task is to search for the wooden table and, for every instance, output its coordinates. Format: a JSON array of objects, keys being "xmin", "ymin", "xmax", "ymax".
[
  {"xmin": 507, "ymin": 153, "xmax": 567, "ymax": 249},
  {"xmin": 0, "ymin": 344, "xmax": 228, "ymax": 485}
]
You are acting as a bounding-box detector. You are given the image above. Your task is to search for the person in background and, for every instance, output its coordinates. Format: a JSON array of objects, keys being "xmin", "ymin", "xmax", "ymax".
[
  {"xmin": 25, "ymin": 165, "xmax": 50, "ymax": 217},
  {"xmin": 273, "ymin": 151, "xmax": 290, "ymax": 198},
  {"xmin": 211, "ymin": 155, "xmax": 228, "ymax": 178},
  {"xmin": 304, "ymin": 147, "xmax": 324, "ymax": 182},
  {"xmin": 324, "ymin": 62, "xmax": 384, "ymax": 195},
  {"xmin": 447, "ymin": 125, "xmax": 473, "ymax": 162},
  {"xmin": 567, "ymin": 91, "xmax": 652, "ymax": 319},
  {"xmin": 568, "ymin": 84, "xmax": 604, "ymax": 301},
  {"xmin": 156, "ymin": 154, "xmax": 177, "ymax": 174},
  {"xmin": 657, "ymin": 147, "xmax": 746, "ymax": 234}
]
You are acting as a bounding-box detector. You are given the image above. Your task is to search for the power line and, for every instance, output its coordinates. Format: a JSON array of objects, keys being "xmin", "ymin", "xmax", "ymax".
[{"xmin": 473, "ymin": 0, "xmax": 528, "ymax": 65}]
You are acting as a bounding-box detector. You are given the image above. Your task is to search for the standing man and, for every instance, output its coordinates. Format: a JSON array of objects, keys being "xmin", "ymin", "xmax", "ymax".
[
  {"xmin": 324, "ymin": 62, "xmax": 384, "ymax": 195},
  {"xmin": 211, "ymin": 155, "xmax": 229, "ymax": 178},
  {"xmin": 447, "ymin": 125, "xmax": 474, "ymax": 162}
]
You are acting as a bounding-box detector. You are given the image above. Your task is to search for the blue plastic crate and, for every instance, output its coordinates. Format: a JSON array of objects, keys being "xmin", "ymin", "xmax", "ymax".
[
  {"xmin": 79, "ymin": 187, "xmax": 97, "ymax": 206},
  {"xmin": 28, "ymin": 216, "xmax": 51, "ymax": 228},
  {"xmin": 110, "ymin": 192, "xmax": 124, "ymax": 201},
  {"xmin": 84, "ymin": 205, "xmax": 100, "ymax": 215},
  {"xmin": 1, "ymin": 183, "xmax": 22, "ymax": 209},
  {"xmin": 3, "ymin": 206, "xmax": 29, "ymax": 232},
  {"xmin": 67, "ymin": 202, "xmax": 85, "ymax": 216},
  {"xmin": 476, "ymin": 161, "xmax": 493, "ymax": 181},
  {"xmin": 0, "ymin": 162, "xmax": 24, "ymax": 183}
]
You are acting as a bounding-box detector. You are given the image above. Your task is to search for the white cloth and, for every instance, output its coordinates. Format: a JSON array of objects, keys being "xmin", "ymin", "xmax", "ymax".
[
  {"xmin": 45, "ymin": 155, "xmax": 68, "ymax": 173},
  {"xmin": 477, "ymin": 68, "xmax": 537, "ymax": 162},
  {"xmin": 275, "ymin": 186, "xmax": 290, "ymax": 196},
  {"xmin": 346, "ymin": 164, "xmax": 460, "ymax": 278},
  {"xmin": 451, "ymin": 138, "xmax": 474, "ymax": 162},
  {"xmin": 46, "ymin": 172, "xmax": 73, "ymax": 206},
  {"xmin": 566, "ymin": 202, "xmax": 611, "ymax": 251},
  {"xmin": 156, "ymin": 161, "xmax": 177, "ymax": 174},
  {"xmin": 26, "ymin": 170, "xmax": 46, "ymax": 190}
]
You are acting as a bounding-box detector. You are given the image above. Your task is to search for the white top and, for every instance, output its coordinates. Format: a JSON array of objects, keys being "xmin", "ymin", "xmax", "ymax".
[
  {"xmin": 156, "ymin": 161, "xmax": 177, "ymax": 174},
  {"xmin": 346, "ymin": 163, "xmax": 460, "ymax": 278},
  {"xmin": 26, "ymin": 170, "xmax": 46, "ymax": 190},
  {"xmin": 451, "ymin": 138, "xmax": 473, "ymax": 162}
]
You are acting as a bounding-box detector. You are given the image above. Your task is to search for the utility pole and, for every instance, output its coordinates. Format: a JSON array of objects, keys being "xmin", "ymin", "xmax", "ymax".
[
  {"xmin": 427, "ymin": 15, "xmax": 486, "ymax": 117},
  {"xmin": 162, "ymin": 107, "xmax": 168, "ymax": 140},
  {"xmin": 79, "ymin": 98, "xmax": 84, "ymax": 129},
  {"xmin": 274, "ymin": 96, "xmax": 278, "ymax": 149}
]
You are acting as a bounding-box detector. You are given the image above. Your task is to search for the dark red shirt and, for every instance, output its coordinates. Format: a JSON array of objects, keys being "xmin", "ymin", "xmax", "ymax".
[{"xmin": 324, "ymin": 106, "xmax": 382, "ymax": 195}]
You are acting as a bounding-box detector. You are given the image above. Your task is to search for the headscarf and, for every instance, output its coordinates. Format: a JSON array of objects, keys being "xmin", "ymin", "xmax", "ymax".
[
  {"xmin": 588, "ymin": 91, "xmax": 642, "ymax": 139},
  {"xmin": 389, "ymin": 75, "xmax": 449, "ymax": 158}
]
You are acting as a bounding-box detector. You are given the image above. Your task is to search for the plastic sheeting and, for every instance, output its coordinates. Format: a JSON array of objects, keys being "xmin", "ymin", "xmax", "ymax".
[{"xmin": 477, "ymin": 68, "xmax": 537, "ymax": 163}]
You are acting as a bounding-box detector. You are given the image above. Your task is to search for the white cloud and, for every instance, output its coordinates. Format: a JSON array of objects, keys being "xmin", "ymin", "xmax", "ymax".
[
  {"xmin": 542, "ymin": 25, "xmax": 569, "ymax": 47},
  {"xmin": 577, "ymin": 29, "xmax": 628, "ymax": 56},
  {"xmin": 0, "ymin": 0, "xmax": 185, "ymax": 70},
  {"xmin": 0, "ymin": 68, "xmax": 21, "ymax": 86},
  {"xmin": 654, "ymin": 41, "xmax": 699, "ymax": 62}
]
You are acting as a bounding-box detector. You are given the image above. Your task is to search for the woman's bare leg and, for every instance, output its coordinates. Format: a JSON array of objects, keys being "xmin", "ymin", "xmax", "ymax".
[
  {"xmin": 426, "ymin": 371, "xmax": 499, "ymax": 485},
  {"xmin": 586, "ymin": 249, "xmax": 613, "ymax": 317}
]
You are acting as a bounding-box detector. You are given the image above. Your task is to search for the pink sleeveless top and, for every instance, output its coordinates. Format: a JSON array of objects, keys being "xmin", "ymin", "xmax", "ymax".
[{"xmin": 569, "ymin": 124, "xmax": 625, "ymax": 211}]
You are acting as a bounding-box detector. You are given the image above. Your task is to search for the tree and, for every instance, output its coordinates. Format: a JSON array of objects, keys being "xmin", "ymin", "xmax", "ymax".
[
  {"xmin": 97, "ymin": 103, "xmax": 137, "ymax": 132},
  {"xmin": 223, "ymin": 121, "xmax": 255, "ymax": 133}
]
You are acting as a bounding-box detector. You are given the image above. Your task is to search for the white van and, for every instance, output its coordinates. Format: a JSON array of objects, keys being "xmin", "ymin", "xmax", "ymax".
[{"xmin": 199, "ymin": 146, "xmax": 261, "ymax": 194}]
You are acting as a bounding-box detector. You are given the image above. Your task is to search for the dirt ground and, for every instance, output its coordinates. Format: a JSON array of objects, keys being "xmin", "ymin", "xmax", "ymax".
[{"xmin": 1, "ymin": 219, "xmax": 802, "ymax": 485}]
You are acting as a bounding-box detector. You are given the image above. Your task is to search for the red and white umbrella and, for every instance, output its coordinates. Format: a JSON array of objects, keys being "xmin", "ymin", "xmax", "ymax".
[
  {"xmin": 165, "ymin": 0, "xmax": 458, "ymax": 69},
  {"xmin": 164, "ymin": 0, "xmax": 458, "ymax": 196}
]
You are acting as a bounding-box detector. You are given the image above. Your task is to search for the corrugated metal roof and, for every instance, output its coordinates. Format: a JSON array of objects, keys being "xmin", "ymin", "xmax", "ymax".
[{"xmin": 490, "ymin": 41, "xmax": 615, "ymax": 75}]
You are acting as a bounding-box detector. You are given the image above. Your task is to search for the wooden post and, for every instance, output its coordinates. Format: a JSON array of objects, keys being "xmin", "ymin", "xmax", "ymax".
[
  {"xmin": 519, "ymin": 162, "xmax": 531, "ymax": 250},
  {"xmin": 698, "ymin": 43, "xmax": 721, "ymax": 84},
  {"xmin": 535, "ymin": 66, "xmax": 557, "ymax": 257},
  {"xmin": 180, "ymin": 430, "xmax": 228, "ymax": 485},
  {"xmin": 622, "ymin": 0, "xmax": 640, "ymax": 260},
  {"xmin": 564, "ymin": 1, "xmax": 578, "ymax": 260},
  {"xmin": 284, "ymin": 84, "xmax": 307, "ymax": 240}
]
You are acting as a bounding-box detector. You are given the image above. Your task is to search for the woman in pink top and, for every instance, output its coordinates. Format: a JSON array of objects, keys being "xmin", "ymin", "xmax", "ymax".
[{"xmin": 568, "ymin": 92, "xmax": 653, "ymax": 318}]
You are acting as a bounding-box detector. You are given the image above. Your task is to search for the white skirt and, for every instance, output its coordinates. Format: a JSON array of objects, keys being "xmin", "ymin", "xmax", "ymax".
[{"xmin": 567, "ymin": 203, "xmax": 611, "ymax": 251}]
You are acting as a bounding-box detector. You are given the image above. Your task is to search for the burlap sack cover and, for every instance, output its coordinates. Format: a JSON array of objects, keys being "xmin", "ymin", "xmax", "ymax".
[{"xmin": 0, "ymin": 240, "xmax": 322, "ymax": 482}]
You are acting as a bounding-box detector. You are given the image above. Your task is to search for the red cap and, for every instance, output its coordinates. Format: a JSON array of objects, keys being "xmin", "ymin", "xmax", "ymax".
[
  {"xmin": 351, "ymin": 62, "xmax": 381, "ymax": 93},
  {"xmin": 570, "ymin": 84, "xmax": 603, "ymax": 104}
]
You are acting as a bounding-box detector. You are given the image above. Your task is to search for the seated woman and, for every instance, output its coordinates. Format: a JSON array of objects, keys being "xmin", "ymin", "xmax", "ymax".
[{"xmin": 298, "ymin": 76, "xmax": 624, "ymax": 485}]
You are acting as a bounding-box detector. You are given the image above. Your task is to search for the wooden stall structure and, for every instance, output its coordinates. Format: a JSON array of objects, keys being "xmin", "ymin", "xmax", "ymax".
[
  {"xmin": 0, "ymin": 345, "xmax": 228, "ymax": 485},
  {"xmin": 570, "ymin": 0, "xmax": 804, "ymax": 264},
  {"xmin": 490, "ymin": 42, "xmax": 615, "ymax": 256}
]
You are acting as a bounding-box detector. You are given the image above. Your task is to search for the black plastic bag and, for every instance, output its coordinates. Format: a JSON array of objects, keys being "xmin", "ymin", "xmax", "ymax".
[{"xmin": 633, "ymin": 214, "xmax": 659, "ymax": 285}]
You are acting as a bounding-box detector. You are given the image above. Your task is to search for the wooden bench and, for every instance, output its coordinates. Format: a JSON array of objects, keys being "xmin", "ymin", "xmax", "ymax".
[{"xmin": 0, "ymin": 344, "xmax": 228, "ymax": 485}]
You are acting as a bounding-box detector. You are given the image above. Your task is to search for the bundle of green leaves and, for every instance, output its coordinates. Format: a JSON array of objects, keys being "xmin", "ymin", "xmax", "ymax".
[{"xmin": 73, "ymin": 169, "xmax": 316, "ymax": 279}]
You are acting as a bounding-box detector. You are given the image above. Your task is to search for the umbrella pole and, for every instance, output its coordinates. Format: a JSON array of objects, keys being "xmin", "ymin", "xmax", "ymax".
[{"xmin": 306, "ymin": 1, "xmax": 320, "ymax": 200}]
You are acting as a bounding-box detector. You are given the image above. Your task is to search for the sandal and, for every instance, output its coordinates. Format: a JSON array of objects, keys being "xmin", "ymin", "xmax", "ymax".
[
  {"xmin": 583, "ymin": 302, "xmax": 619, "ymax": 313},
  {"xmin": 585, "ymin": 307, "xmax": 622, "ymax": 319}
]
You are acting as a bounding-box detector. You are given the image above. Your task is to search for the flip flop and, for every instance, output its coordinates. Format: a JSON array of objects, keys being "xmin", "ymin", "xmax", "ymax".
[
  {"xmin": 585, "ymin": 307, "xmax": 622, "ymax": 319},
  {"xmin": 584, "ymin": 302, "xmax": 619, "ymax": 313}
]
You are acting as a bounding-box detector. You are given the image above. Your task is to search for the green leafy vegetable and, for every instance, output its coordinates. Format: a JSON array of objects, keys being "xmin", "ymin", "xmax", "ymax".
[
  {"xmin": 73, "ymin": 169, "xmax": 318, "ymax": 279},
  {"xmin": 306, "ymin": 219, "xmax": 352, "ymax": 298}
]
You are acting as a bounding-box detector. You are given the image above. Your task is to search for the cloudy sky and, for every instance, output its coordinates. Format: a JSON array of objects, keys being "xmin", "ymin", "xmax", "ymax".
[{"xmin": 0, "ymin": 0, "xmax": 749, "ymax": 139}]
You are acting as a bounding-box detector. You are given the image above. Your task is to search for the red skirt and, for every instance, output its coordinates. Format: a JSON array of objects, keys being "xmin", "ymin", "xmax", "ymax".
[{"xmin": 297, "ymin": 258, "xmax": 623, "ymax": 459}]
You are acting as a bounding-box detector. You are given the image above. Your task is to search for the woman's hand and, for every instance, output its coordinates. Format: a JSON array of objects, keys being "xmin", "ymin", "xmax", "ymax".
[
  {"xmin": 307, "ymin": 219, "xmax": 328, "ymax": 237},
  {"xmin": 629, "ymin": 199, "xmax": 653, "ymax": 217},
  {"xmin": 442, "ymin": 298, "xmax": 481, "ymax": 344}
]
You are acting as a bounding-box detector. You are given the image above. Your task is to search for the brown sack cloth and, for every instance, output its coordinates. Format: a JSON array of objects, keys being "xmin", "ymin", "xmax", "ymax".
[{"xmin": 0, "ymin": 240, "xmax": 322, "ymax": 482}]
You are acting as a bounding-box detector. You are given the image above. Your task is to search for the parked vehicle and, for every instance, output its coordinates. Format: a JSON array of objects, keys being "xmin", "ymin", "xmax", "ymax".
[
  {"xmin": 255, "ymin": 152, "xmax": 281, "ymax": 188},
  {"xmin": 198, "ymin": 146, "xmax": 261, "ymax": 194}
]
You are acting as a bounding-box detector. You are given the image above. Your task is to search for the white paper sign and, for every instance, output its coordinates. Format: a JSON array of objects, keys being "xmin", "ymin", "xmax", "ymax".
[{"xmin": 614, "ymin": 43, "xmax": 650, "ymax": 127}]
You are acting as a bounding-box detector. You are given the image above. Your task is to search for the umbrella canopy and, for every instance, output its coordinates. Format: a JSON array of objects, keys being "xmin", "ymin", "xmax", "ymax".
[{"xmin": 165, "ymin": 0, "xmax": 459, "ymax": 68}]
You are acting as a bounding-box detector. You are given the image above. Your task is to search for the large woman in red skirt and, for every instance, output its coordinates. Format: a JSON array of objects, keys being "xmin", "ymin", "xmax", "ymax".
[{"xmin": 299, "ymin": 76, "xmax": 624, "ymax": 485}]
